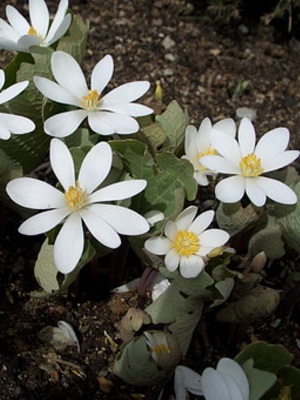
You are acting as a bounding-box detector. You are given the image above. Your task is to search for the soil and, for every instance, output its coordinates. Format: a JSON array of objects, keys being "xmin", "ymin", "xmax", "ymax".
[{"xmin": 0, "ymin": 0, "xmax": 300, "ymax": 399}]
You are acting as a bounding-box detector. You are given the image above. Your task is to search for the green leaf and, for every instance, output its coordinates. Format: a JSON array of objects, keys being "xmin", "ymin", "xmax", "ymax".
[
  {"xmin": 156, "ymin": 100, "xmax": 189, "ymax": 154},
  {"xmin": 235, "ymin": 342, "xmax": 293, "ymax": 374},
  {"xmin": 242, "ymin": 358, "xmax": 277, "ymax": 400},
  {"xmin": 248, "ymin": 215, "xmax": 285, "ymax": 259},
  {"xmin": 57, "ymin": 14, "xmax": 89, "ymax": 63},
  {"xmin": 136, "ymin": 115, "xmax": 167, "ymax": 153},
  {"xmin": 274, "ymin": 180, "xmax": 300, "ymax": 253},
  {"xmin": 216, "ymin": 201, "xmax": 262, "ymax": 236},
  {"xmin": 110, "ymin": 139, "xmax": 197, "ymax": 220}
]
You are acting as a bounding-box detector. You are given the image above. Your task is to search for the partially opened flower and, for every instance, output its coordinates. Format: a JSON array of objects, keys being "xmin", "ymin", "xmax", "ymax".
[
  {"xmin": 201, "ymin": 117, "xmax": 299, "ymax": 207},
  {"xmin": 0, "ymin": 69, "xmax": 35, "ymax": 139},
  {"xmin": 144, "ymin": 331, "xmax": 181, "ymax": 369},
  {"xmin": 174, "ymin": 358, "xmax": 249, "ymax": 400},
  {"xmin": 144, "ymin": 206, "xmax": 229, "ymax": 278},
  {"xmin": 34, "ymin": 51, "xmax": 153, "ymax": 137},
  {"xmin": 6, "ymin": 139, "xmax": 150, "ymax": 274},
  {"xmin": 0, "ymin": 0, "xmax": 71, "ymax": 52},
  {"xmin": 182, "ymin": 117, "xmax": 236, "ymax": 186}
]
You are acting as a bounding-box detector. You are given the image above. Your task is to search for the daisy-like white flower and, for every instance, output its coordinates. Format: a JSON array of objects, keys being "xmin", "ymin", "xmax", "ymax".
[
  {"xmin": 0, "ymin": 0, "xmax": 71, "ymax": 53},
  {"xmin": 174, "ymin": 358, "xmax": 249, "ymax": 400},
  {"xmin": 0, "ymin": 69, "xmax": 35, "ymax": 139},
  {"xmin": 34, "ymin": 51, "xmax": 153, "ymax": 137},
  {"xmin": 201, "ymin": 117, "xmax": 299, "ymax": 207},
  {"xmin": 182, "ymin": 117, "xmax": 236, "ymax": 186},
  {"xmin": 144, "ymin": 206, "xmax": 229, "ymax": 278},
  {"xmin": 6, "ymin": 139, "xmax": 150, "ymax": 274}
]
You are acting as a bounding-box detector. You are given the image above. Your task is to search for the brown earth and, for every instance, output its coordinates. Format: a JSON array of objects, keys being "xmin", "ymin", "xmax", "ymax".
[{"xmin": 0, "ymin": 1, "xmax": 300, "ymax": 399}]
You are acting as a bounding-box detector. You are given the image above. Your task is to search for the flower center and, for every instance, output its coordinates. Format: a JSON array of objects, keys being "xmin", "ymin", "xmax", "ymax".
[
  {"xmin": 64, "ymin": 181, "xmax": 88, "ymax": 211},
  {"xmin": 240, "ymin": 153, "xmax": 264, "ymax": 177},
  {"xmin": 172, "ymin": 230, "xmax": 200, "ymax": 256},
  {"xmin": 80, "ymin": 90, "xmax": 101, "ymax": 111},
  {"xmin": 27, "ymin": 26, "xmax": 44, "ymax": 43},
  {"xmin": 153, "ymin": 343, "xmax": 171, "ymax": 357},
  {"xmin": 198, "ymin": 146, "xmax": 217, "ymax": 171}
]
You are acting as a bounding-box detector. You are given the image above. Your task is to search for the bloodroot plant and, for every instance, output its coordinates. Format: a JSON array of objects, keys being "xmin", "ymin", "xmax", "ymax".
[{"xmin": 1, "ymin": 1, "xmax": 300, "ymax": 399}]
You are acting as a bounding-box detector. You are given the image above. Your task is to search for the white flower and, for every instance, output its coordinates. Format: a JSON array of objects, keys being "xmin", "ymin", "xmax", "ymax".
[
  {"xmin": 34, "ymin": 51, "xmax": 153, "ymax": 137},
  {"xmin": 144, "ymin": 206, "xmax": 229, "ymax": 278},
  {"xmin": 144, "ymin": 331, "xmax": 171, "ymax": 365},
  {"xmin": 0, "ymin": 69, "xmax": 35, "ymax": 139},
  {"xmin": 201, "ymin": 117, "xmax": 299, "ymax": 207},
  {"xmin": 6, "ymin": 139, "xmax": 150, "ymax": 274},
  {"xmin": 182, "ymin": 117, "xmax": 236, "ymax": 186},
  {"xmin": 0, "ymin": 0, "xmax": 71, "ymax": 53},
  {"xmin": 174, "ymin": 358, "xmax": 249, "ymax": 400}
]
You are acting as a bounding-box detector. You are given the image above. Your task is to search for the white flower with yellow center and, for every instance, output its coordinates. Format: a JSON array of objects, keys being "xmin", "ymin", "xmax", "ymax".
[
  {"xmin": 201, "ymin": 117, "xmax": 299, "ymax": 207},
  {"xmin": 182, "ymin": 117, "xmax": 236, "ymax": 186},
  {"xmin": 6, "ymin": 139, "xmax": 150, "ymax": 274},
  {"xmin": 34, "ymin": 51, "xmax": 153, "ymax": 137},
  {"xmin": 0, "ymin": 0, "xmax": 71, "ymax": 52},
  {"xmin": 0, "ymin": 69, "xmax": 35, "ymax": 139},
  {"xmin": 144, "ymin": 206, "xmax": 229, "ymax": 278}
]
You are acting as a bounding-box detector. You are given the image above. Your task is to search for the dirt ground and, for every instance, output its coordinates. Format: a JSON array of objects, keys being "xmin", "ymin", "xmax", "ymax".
[{"xmin": 0, "ymin": 0, "xmax": 300, "ymax": 399}]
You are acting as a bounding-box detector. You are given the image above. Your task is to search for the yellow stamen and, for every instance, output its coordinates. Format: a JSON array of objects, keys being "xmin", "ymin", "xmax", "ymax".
[
  {"xmin": 154, "ymin": 343, "xmax": 170, "ymax": 356},
  {"xmin": 172, "ymin": 230, "xmax": 200, "ymax": 256},
  {"xmin": 240, "ymin": 153, "xmax": 263, "ymax": 177},
  {"xmin": 64, "ymin": 181, "xmax": 87, "ymax": 211},
  {"xmin": 198, "ymin": 146, "xmax": 217, "ymax": 171},
  {"xmin": 81, "ymin": 90, "xmax": 101, "ymax": 111},
  {"xmin": 27, "ymin": 26, "xmax": 44, "ymax": 43}
]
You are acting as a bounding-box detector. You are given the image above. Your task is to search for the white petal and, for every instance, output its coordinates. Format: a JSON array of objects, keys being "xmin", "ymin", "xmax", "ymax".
[
  {"xmin": 102, "ymin": 81, "xmax": 150, "ymax": 103},
  {"xmin": 0, "ymin": 70, "xmax": 5, "ymax": 90},
  {"xmin": 245, "ymin": 178, "xmax": 266, "ymax": 207},
  {"xmin": 144, "ymin": 210, "xmax": 164, "ymax": 226},
  {"xmin": 18, "ymin": 208, "xmax": 70, "ymax": 235},
  {"xmin": 51, "ymin": 51, "xmax": 88, "ymax": 98},
  {"xmin": 200, "ymin": 155, "xmax": 240, "ymax": 175},
  {"xmin": 165, "ymin": 249, "xmax": 180, "ymax": 272},
  {"xmin": 0, "ymin": 113, "xmax": 35, "ymax": 134},
  {"xmin": 17, "ymin": 34, "xmax": 40, "ymax": 48},
  {"xmin": 88, "ymin": 204, "xmax": 149, "ymax": 235},
  {"xmin": 201, "ymin": 368, "xmax": 231, "ymax": 400},
  {"xmin": 256, "ymin": 176, "xmax": 298, "ymax": 205},
  {"xmin": 174, "ymin": 366, "xmax": 203, "ymax": 399},
  {"xmin": 46, "ymin": 0, "xmax": 70, "ymax": 43},
  {"xmin": 80, "ymin": 208, "xmax": 121, "ymax": 249},
  {"xmin": 89, "ymin": 111, "xmax": 139, "ymax": 134},
  {"xmin": 217, "ymin": 359, "xmax": 249, "ymax": 400},
  {"xmin": 214, "ymin": 118, "xmax": 236, "ymax": 137},
  {"xmin": 34, "ymin": 76, "xmax": 81, "ymax": 106},
  {"xmin": 44, "ymin": 110, "xmax": 87, "ymax": 137},
  {"xmin": 189, "ymin": 210, "xmax": 214, "ymax": 235},
  {"xmin": 184, "ymin": 125, "xmax": 198, "ymax": 159},
  {"xmin": 180, "ymin": 255, "xmax": 204, "ymax": 278},
  {"xmin": 50, "ymin": 138, "xmax": 75, "ymax": 191},
  {"xmin": 194, "ymin": 171, "xmax": 209, "ymax": 186},
  {"xmin": 238, "ymin": 117, "xmax": 256, "ymax": 156},
  {"xmin": 29, "ymin": 0, "xmax": 49, "ymax": 39},
  {"xmin": 101, "ymin": 102, "xmax": 153, "ymax": 117},
  {"xmin": 262, "ymin": 150, "xmax": 299, "ymax": 172},
  {"xmin": 47, "ymin": 14, "xmax": 71, "ymax": 45},
  {"xmin": 255, "ymin": 127, "xmax": 290, "ymax": 159},
  {"xmin": 79, "ymin": 141, "xmax": 112, "ymax": 194},
  {"xmin": 164, "ymin": 221, "xmax": 177, "ymax": 241},
  {"xmin": 89, "ymin": 179, "xmax": 146, "ymax": 202},
  {"xmin": 0, "ymin": 119, "xmax": 10, "ymax": 139},
  {"xmin": 199, "ymin": 229, "xmax": 230, "ymax": 248},
  {"xmin": 215, "ymin": 176, "xmax": 245, "ymax": 203},
  {"xmin": 91, "ymin": 54, "xmax": 114, "ymax": 94},
  {"xmin": 0, "ymin": 81, "xmax": 28, "ymax": 104},
  {"xmin": 175, "ymin": 206, "xmax": 198, "ymax": 231},
  {"xmin": 87, "ymin": 111, "xmax": 115, "ymax": 135},
  {"xmin": 6, "ymin": 5, "xmax": 29, "ymax": 34},
  {"xmin": 54, "ymin": 213, "xmax": 84, "ymax": 274},
  {"xmin": 6, "ymin": 177, "xmax": 65, "ymax": 209},
  {"xmin": 210, "ymin": 129, "xmax": 241, "ymax": 165},
  {"xmin": 145, "ymin": 236, "xmax": 172, "ymax": 255},
  {"xmin": 0, "ymin": 37, "xmax": 24, "ymax": 52}
]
